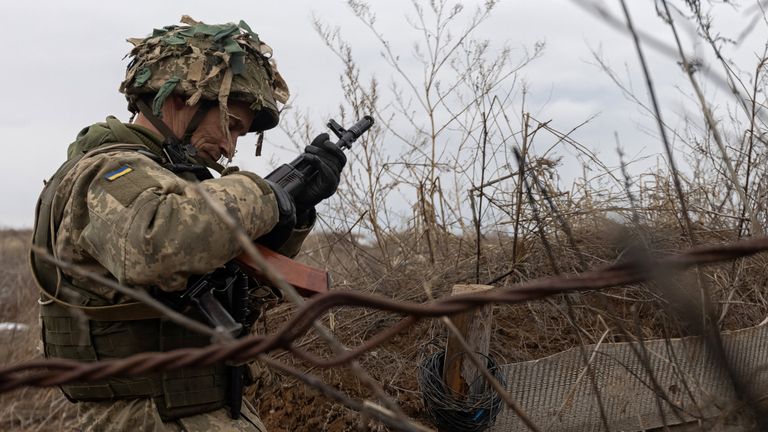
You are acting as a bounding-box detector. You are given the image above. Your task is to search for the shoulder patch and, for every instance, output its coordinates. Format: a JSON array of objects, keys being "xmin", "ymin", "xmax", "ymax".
[
  {"xmin": 104, "ymin": 165, "xmax": 134, "ymax": 181},
  {"xmin": 101, "ymin": 166, "xmax": 161, "ymax": 207}
]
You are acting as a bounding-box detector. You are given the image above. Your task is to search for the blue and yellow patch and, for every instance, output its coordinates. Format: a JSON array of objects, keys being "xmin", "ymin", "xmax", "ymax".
[{"xmin": 104, "ymin": 165, "xmax": 133, "ymax": 181}]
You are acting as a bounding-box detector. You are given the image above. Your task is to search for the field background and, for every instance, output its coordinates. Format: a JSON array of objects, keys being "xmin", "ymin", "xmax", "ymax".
[
  {"xmin": 4, "ymin": 0, "xmax": 768, "ymax": 430},
  {"xmin": 3, "ymin": 217, "xmax": 767, "ymax": 431}
]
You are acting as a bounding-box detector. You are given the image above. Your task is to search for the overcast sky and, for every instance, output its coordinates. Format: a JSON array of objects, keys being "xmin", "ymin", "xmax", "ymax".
[{"xmin": 1, "ymin": 0, "xmax": 765, "ymax": 228}]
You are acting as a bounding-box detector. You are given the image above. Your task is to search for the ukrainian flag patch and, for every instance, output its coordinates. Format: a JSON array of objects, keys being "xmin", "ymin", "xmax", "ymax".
[{"xmin": 104, "ymin": 165, "xmax": 133, "ymax": 181}]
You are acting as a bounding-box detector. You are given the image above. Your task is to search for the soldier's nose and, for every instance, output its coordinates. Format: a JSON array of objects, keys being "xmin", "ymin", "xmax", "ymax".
[{"xmin": 219, "ymin": 140, "xmax": 234, "ymax": 159}]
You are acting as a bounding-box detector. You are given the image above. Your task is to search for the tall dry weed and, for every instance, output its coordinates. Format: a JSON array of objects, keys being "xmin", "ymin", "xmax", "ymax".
[{"xmin": 0, "ymin": 230, "xmax": 77, "ymax": 431}]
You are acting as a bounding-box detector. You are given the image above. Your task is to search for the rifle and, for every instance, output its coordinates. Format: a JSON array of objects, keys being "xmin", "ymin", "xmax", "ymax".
[
  {"xmin": 265, "ymin": 115, "xmax": 374, "ymax": 196},
  {"xmin": 234, "ymin": 245, "xmax": 330, "ymax": 296},
  {"xmin": 180, "ymin": 115, "xmax": 375, "ymax": 322},
  {"xmin": 235, "ymin": 115, "xmax": 375, "ymax": 296},
  {"xmin": 178, "ymin": 115, "xmax": 374, "ymax": 418}
]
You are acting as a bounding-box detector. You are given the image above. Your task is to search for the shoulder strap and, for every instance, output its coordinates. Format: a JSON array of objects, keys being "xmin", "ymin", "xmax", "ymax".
[{"xmin": 31, "ymin": 152, "xmax": 86, "ymax": 301}]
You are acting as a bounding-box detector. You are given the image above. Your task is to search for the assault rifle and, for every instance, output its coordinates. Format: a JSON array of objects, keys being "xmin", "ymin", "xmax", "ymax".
[
  {"xmin": 235, "ymin": 245, "xmax": 330, "ymax": 296},
  {"xmin": 174, "ymin": 115, "xmax": 374, "ymax": 419},
  {"xmin": 234, "ymin": 115, "xmax": 375, "ymax": 297},
  {"xmin": 265, "ymin": 116, "xmax": 375, "ymax": 196},
  {"xmin": 182, "ymin": 115, "xmax": 374, "ymax": 325}
]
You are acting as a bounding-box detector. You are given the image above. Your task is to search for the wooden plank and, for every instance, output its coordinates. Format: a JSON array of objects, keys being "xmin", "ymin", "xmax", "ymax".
[{"xmin": 443, "ymin": 284, "xmax": 494, "ymax": 396}]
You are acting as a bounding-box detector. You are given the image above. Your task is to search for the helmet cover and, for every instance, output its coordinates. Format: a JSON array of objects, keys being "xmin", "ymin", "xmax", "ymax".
[{"xmin": 120, "ymin": 15, "xmax": 289, "ymax": 133}]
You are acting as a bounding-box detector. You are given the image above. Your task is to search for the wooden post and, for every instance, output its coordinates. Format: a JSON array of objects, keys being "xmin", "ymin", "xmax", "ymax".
[{"xmin": 442, "ymin": 284, "xmax": 494, "ymax": 396}]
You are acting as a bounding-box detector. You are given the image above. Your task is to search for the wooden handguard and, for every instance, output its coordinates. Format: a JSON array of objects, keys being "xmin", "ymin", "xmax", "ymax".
[{"xmin": 234, "ymin": 245, "xmax": 330, "ymax": 297}]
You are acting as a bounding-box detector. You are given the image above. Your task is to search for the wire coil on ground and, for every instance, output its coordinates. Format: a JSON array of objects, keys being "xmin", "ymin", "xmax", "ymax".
[{"xmin": 418, "ymin": 351, "xmax": 505, "ymax": 432}]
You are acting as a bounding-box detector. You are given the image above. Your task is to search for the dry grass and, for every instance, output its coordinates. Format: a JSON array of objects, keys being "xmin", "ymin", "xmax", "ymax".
[
  {"xmin": 251, "ymin": 195, "xmax": 768, "ymax": 430},
  {"xmin": 1, "ymin": 178, "xmax": 767, "ymax": 431},
  {"xmin": 0, "ymin": 230, "xmax": 78, "ymax": 431}
]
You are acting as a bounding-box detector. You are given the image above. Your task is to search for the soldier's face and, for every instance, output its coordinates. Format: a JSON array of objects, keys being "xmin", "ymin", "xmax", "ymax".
[{"xmin": 190, "ymin": 101, "xmax": 255, "ymax": 163}]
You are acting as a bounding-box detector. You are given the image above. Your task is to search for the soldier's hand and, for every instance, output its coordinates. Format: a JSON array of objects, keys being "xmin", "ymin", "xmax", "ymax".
[
  {"xmin": 293, "ymin": 133, "xmax": 347, "ymax": 211},
  {"xmin": 257, "ymin": 180, "xmax": 296, "ymax": 249}
]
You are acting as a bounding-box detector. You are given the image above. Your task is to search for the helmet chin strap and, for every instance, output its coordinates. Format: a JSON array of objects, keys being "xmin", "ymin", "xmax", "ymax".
[{"xmin": 134, "ymin": 98, "xmax": 213, "ymax": 164}]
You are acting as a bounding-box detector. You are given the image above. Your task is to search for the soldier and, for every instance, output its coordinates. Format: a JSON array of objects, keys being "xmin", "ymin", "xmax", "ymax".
[{"xmin": 29, "ymin": 16, "xmax": 346, "ymax": 431}]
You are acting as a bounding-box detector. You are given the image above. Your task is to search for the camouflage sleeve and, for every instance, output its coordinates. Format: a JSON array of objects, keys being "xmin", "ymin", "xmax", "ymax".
[
  {"xmin": 275, "ymin": 207, "xmax": 316, "ymax": 258},
  {"xmin": 220, "ymin": 171, "xmax": 315, "ymax": 258},
  {"xmin": 71, "ymin": 150, "xmax": 279, "ymax": 291}
]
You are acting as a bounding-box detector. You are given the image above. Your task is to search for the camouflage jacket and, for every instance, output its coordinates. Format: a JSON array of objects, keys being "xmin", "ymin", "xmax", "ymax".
[
  {"xmin": 30, "ymin": 116, "xmax": 311, "ymax": 421},
  {"xmin": 53, "ymin": 116, "xmax": 309, "ymax": 297}
]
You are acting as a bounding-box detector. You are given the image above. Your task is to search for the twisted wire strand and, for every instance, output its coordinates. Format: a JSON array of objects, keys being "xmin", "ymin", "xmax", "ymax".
[{"xmin": 3, "ymin": 236, "xmax": 768, "ymax": 393}]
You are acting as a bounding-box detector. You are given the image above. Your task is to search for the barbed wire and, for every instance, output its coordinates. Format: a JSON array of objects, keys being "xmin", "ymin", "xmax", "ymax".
[{"xmin": 3, "ymin": 236, "xmax": 768, "ymax": 395}]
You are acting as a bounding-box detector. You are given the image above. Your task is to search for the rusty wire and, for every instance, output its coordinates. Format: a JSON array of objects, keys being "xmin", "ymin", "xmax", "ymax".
[{"xmin": 3, "ymin": 236, "xmax": 768, "ymax": 394}]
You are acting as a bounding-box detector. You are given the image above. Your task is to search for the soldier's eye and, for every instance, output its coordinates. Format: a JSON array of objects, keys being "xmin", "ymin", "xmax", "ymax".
[{"xmin": 228, "ymin": 117, "xmax": 247, "ymax": 137}]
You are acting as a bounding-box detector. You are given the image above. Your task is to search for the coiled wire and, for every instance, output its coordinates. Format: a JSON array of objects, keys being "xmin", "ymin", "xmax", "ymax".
[{"xmin": 418, "ymin": 351, "xmax": 505, "ymax": 432}]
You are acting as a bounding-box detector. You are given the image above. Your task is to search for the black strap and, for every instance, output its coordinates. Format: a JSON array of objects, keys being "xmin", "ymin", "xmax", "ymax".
[
  {"xmin": 135, "ymin": 99, "xmax": 180, "ymax": 145},
  {"xmin": 181, "ymin": 101, "xmax": 212, "ymax": 146}
]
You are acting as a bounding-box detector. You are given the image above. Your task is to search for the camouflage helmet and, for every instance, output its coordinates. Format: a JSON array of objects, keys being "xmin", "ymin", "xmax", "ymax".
[{"xmin": 119, "ymin": 16, "xmax": 289, "ymax": 133}]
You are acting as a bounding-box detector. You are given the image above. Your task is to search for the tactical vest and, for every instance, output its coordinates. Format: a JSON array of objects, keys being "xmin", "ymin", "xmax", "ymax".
[{"xmin": 31, "ymin": 144, "xmax": 228, "ymax": 420}]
